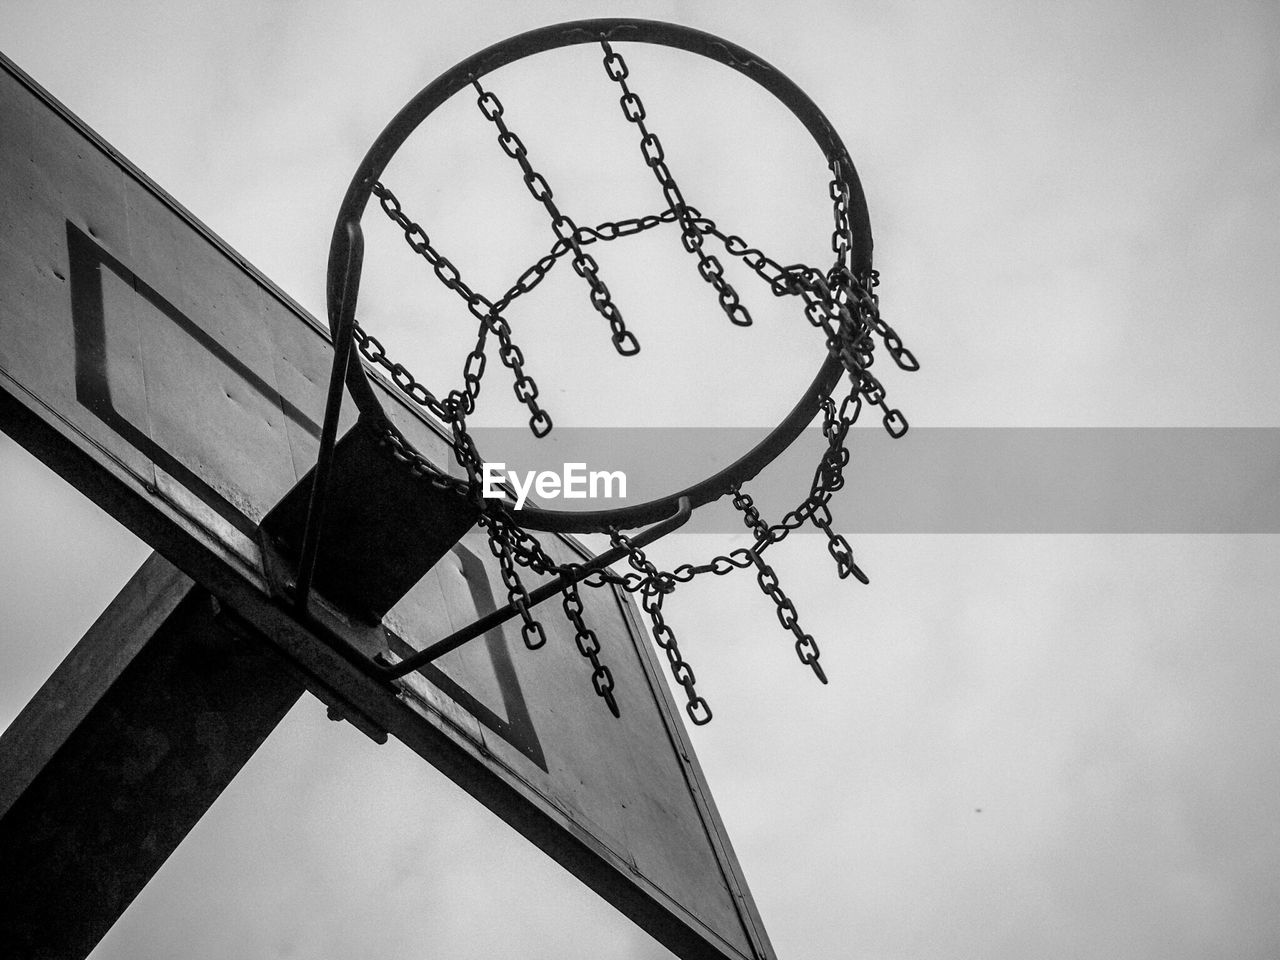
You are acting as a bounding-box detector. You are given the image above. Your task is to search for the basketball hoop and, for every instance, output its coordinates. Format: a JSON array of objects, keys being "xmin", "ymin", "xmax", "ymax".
[{"xmin": 290, "ymin": 19, "xmax": 919, "ymax": 723}]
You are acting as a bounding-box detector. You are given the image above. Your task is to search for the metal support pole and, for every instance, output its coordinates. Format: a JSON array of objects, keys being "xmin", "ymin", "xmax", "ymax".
[{"xmin": 295, "ymin": 220, "xmax": 364, "ymax": 612}]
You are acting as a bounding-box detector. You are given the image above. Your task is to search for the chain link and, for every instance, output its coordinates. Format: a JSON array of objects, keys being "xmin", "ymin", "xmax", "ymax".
[
  {"xmin": 561, "ymin": 579, "xmax": 620, "ymax": 717},
  {"xmin": 368, "ymin": 182, "xmax": 553, "ymax": 436},
  {"xmin": 748, "ymin": 549, "xmax": 827, "ymax": 684},
  {"xmin": 611, "ymin": 529, "xmax": 712, "ymax": 725},
  {"xmin": 829, "ymin": 160, "xmax": 854, "ymax": 273},
  {"xmin": 600, "ymin": 41, "xmax": 751, "ymax": 328},
  {"xmin": 487, "ymin": 520, "xmax": 547, "ymax": 651},
  {"xmin": 729, "ymin": 489, "xmax": 827, "ymax": 683},
  {"xmin": 472, "ymin": 79, "xmax": 640, "ymax": 357},
  {"xmin": 491, "ymin": 207, "xmax": 683, "ymax": 316}
]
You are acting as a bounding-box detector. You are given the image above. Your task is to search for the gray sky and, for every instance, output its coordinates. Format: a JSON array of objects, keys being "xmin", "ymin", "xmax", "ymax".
[{"xmin": 2, "ymin": 1, "xmax": 1280, "ymax": 958}]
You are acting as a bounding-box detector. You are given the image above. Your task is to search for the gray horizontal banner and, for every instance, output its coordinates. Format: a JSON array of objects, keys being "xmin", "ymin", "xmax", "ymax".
[{"xmin": 459, "ymin": 428, "xmax": 1280, "ymax": 533}]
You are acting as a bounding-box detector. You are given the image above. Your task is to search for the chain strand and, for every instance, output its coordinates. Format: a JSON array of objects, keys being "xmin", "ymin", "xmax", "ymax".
[
  {"xmin": 369, "ymin": 181, "xmax": 552, "ymax": 435},
  {"xmin": 600, "ymin": 41, "xmax": 751, "ymax": 328},
  {"xmin": 472, "ymin": 79, "xmax": 640, "ymax": 357},
  {"xmin": 487, "ymin": 521, "xmax": 547, "ymax": 651},
  {"xmin": 612, "ymin": 529, "xmax": 712, "ymax": 725},
  {"xmin": 561, "ymin": 579, "xmax": 621, "ymax": 717}
]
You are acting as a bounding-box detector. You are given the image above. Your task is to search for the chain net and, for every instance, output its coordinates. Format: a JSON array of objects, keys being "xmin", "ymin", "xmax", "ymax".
[{"xmin": 355, "ymin": 41, "xmax": 917, "ymax": 725}]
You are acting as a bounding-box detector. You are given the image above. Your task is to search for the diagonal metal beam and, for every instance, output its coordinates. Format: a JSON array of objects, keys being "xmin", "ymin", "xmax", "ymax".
[{"xmin": 0, "ymin": 553, "xmax": 305, "ymax": 959}]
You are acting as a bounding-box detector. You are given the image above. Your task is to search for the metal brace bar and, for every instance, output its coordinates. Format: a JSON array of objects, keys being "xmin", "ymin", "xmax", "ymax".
[{"xmin": 379, "ymin": 496, "xmax": 691, "ymax": 680}]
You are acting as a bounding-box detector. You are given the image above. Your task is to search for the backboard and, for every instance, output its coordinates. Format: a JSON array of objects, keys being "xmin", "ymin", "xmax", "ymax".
[{"xmin": 0, "ymin": 50, "xmax": 774, "ymax": 960}]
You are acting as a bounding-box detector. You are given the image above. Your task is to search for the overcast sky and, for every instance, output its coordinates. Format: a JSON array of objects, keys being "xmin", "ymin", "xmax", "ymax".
[{"xmin": 2, "ymin": 1, "xmax": 1280, "ymax": 958}]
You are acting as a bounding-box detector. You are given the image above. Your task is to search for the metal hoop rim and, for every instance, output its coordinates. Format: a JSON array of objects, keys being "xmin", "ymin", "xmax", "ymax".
[{"xmin": 326, "ymin": 17, "xmax": 873, "ymax": 533}]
